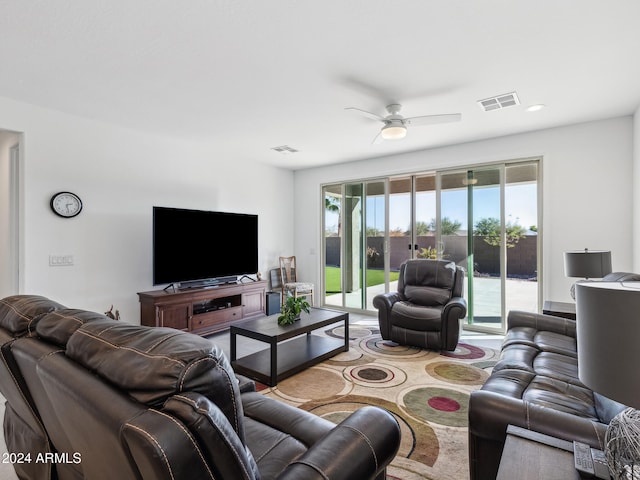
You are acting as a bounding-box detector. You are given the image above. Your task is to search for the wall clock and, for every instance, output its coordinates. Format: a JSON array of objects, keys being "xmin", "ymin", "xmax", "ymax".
[{"xmin": 50, "ymin": 191, "xmax": 83, "ymax": 218}]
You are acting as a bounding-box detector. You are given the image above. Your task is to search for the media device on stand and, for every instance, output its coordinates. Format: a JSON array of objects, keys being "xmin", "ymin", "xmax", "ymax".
[{"xmin": 153, "ymin": 206, "xmax": 259, "ymax": 291}]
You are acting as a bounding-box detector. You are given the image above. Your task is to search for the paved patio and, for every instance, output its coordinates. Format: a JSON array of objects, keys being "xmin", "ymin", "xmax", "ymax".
[{"xmin": 325, "ymin": 276, "xmax": 538, "ymax": 331}]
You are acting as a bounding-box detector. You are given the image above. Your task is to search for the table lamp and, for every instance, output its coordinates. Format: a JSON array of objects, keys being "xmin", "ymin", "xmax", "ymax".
[
  {"xmin": 564, "ymin": 249, "xmax": 612, "ymax": 299},
  {"xmin": 576, "ymin": 281, "xmax": 640, "ymax": 480}
]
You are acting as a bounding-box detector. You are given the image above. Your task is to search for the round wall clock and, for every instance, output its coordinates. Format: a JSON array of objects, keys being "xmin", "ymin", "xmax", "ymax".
[{"xmin": 50, "ymin": 191, "xmax": 83, "ymax": 218}]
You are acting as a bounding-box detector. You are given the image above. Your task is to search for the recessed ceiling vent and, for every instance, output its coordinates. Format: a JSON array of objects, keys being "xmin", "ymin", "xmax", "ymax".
[
  {"xmin": 271, "ymin": 145, "xmax": 299, "ymax": 154},
  {"xmin": 477, "ymin": 92, "xmax": 520, "ymax": 112}
]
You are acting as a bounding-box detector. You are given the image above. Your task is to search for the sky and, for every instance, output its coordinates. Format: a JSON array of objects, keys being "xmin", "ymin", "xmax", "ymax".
[{"xmin": 326, "ymin": 183, "xmax": 538, "ymax": 234}]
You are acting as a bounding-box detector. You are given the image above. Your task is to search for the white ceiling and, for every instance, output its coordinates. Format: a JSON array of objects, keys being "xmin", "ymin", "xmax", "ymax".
[{"xmin": 2, "ymin": 0, "xmax": 640, "ymax": 170}]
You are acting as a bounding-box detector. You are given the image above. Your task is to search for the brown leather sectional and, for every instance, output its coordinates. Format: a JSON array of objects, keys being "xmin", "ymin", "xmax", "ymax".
[
  {"xmin": 468, "ymin": 309, "xmax": 626, "ymax": 479},
  {"xmin": 0, "ymin": 295, "xmax": 401, "ymax": 480}
]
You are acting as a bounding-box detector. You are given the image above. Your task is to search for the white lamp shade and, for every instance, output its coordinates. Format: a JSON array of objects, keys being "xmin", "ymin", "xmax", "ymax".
[{"xmin": 576, "ymin": 281, "xmax": 640, "ymax": 409}]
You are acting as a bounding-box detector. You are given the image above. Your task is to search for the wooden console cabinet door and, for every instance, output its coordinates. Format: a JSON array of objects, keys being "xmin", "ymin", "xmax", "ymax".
[
  {"xmin": 242, "ymin": 289, "xmax": 265, "ymax": 318},
  {"xmin": 156, "ymin": 303, "xmax": 191, "ymax": 331}
]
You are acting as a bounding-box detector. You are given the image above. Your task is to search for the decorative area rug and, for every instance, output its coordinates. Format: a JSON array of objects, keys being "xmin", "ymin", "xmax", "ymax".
[{"xmin": 258, "ymin": 323, "xmax": 499, "ymax": 480}]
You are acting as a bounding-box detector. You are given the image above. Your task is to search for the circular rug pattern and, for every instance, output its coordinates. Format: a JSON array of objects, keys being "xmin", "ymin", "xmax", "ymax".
[
  {"xmin": 425, "ymin": 361, "xmax": 489, "ymax": 386},
  {"xmin": 441, "ymin": 342, "xmax": 491, "ymax": 360},
  {"xmin": 325, "ymin": 347, "xmax": 369, "ymax": 364},
  {"xmin": 272, "ymin": 366, "xmax": 350, "ymax": 402},
  {"xmin": 359, "ymin": 335, "xmax": 435, "ymax": 360},
  {"xmin": 345, "ymin": 362, "xmax": 406, "ymax": 388},
  {"xmin": 325, "ymin": 324, "xmax": 377, "ymax": 340},
  {"xmin": 402, "ymin": 386, "xmax": 469, "ymax": 427}
]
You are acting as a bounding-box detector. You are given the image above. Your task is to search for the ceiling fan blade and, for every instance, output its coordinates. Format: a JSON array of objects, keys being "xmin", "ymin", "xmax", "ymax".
[
  {"xmin": 345, "ymin": 107, "xmax": 385, "ymax": 122},
  {"xmin": 405, "ymin": 113, "xmax": 462, "ymax": 126},
  {"xmin": 372, "ymin": 132, "xmax": 384, "ymax": 144}
]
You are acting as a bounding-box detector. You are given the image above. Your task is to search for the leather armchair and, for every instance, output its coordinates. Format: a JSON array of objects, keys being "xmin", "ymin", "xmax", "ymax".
[{"xmin": 373, "ymin": 259, "xmax": 467, "ymax": 351}]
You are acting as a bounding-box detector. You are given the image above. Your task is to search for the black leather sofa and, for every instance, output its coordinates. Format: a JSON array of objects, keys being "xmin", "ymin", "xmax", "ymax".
[
  {"xmin": 468, "ymin": 309, "xmax": 626, "ymax": 479},
  {"xmin": 0, "ymin": 295, "xmax": 401, "ymax": 480}
]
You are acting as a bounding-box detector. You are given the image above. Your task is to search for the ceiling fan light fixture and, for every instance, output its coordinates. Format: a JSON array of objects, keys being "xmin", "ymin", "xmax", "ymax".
[{"xmin": 380, "ymin": 124, "xmax": 407, "ymax": 140}]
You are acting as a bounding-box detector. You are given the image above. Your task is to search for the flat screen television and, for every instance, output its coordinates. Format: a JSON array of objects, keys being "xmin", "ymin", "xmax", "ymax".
[{"xmin": 153, "ymin": 206, "xmax": 258, "ymax": 288}]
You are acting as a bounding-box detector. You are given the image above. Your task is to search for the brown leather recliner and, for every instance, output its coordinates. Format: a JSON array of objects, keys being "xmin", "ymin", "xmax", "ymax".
[
  {"xmin": 0, "ymin": 295, "xmax": 66, "ymax": 480},
  {"xmin": 373, "ymin": 259, "xmax": 467, "ymax": 351},
  {"xmin": 0, "ymin": 295, "xmax": 401, "ymax": 480}
]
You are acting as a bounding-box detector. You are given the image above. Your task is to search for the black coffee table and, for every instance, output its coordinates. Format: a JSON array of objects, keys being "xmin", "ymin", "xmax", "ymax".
[{"xmin": 230, "ymin": 307, "xmax": 349, "ymax": 386}]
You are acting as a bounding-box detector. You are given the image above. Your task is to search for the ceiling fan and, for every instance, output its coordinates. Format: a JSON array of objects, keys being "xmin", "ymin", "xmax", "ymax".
[{"xmin": 345, "ymin": 103, "xmax": 461, "ymax": 143}]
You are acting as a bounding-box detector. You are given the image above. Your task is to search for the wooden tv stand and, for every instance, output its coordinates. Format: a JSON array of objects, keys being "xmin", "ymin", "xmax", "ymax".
[{"xmin": 138, "ymin": 280, "xmax": 267, "ymax": 336}]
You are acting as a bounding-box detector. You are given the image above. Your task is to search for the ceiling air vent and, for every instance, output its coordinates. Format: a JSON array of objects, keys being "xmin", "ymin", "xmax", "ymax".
[
  {"xmin": 271, "ymin": 145, "xmax": 299, "ymax": 154},
  {"xmin": 477, "ymin": 92, "xmax": 520, "ymax": 112}
]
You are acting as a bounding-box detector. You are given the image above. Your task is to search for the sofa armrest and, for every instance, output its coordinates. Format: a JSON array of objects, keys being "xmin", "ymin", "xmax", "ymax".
[
  {"xmin": 373, "ymin": 292, "xmax": 403, "ymax": 339},
  {"xmin": 441, "ymin": 296, "xmax": 467, "ymax": 350},
  {"xmin": 469, "ymin": 389, "xmax": 607, "ymax": 448},
  {"xmin": 443, "ymin": 296, "xmax": 467, "ymax": 321},
  {"xmin": 468, "ymin": 389, "xmax": 608, "ymax": 480},
  {"xmin": 372, "ymin": 292, "xmax": 403, "ymax": 311},
  {"xmin": 277, "ymin": 406, "xmax": 401, "ymax": 480},
  {"xmin": 236, "ymin": 374, "xmax": 256, "ymax": 393},
  {"xmin": 507, "ymin": 310, "xmax": 576, "ymax": 338}
]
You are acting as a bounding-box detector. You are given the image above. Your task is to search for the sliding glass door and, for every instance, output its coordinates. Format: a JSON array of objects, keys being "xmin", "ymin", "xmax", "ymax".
[
  {"xmin": 323, "ymin": 180, "xmax": 386, "ymax": 310},
  {"xmin": 437, "ymin": 163, "xmax": 539, "ymax": 333},
  {"xmin": 322, "ymin": 159, "xmax": 540, "ymax": 331}
]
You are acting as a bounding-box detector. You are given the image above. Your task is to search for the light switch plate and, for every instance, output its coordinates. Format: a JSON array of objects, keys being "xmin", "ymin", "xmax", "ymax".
[{"xmin": 49, "ymin": 255, "xmax": 74, "ymax": 266}]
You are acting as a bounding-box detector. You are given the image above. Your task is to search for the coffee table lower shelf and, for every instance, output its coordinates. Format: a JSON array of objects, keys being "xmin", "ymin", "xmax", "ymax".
[{"xmin": 232, "ymin": 335, "xmax": 343, "ymax": 386}]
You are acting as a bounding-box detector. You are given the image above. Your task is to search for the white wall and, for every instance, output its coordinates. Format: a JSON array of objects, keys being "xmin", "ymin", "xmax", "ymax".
[
  {"xmin": 0, "ymin": 96, "xmax": 294, "ymax": 322},
  {"xmin": 294, "ymin": 116, "xmax": 635, "ymax": 305}
]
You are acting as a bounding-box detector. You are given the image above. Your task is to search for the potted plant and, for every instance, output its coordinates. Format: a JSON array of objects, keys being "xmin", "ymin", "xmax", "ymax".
[{"xmin": 278, "ymin": 294, "xmax": 311, "ymax": 326}]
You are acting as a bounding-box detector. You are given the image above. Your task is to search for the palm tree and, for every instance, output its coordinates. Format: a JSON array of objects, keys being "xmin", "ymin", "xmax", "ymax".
[{"xmin": 325, "ymin": 196, "xmax": 341, "ymax": 236}]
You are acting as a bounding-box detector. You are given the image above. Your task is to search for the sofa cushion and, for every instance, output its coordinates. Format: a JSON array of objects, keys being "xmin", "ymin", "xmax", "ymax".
[
  {"xmin": 0, "ymin": 295, "xmax": 65, "ymax": 337},
  {"xmin": 524, "ymin": 375, "xmax": 597, "ymax": 419},
  {"xmin": 65, "ymin": 318, "xmax": 245, "ymax": 439},
  {"xmin": 494, "ymin": 345, "xmax": 583, "ymax": 385},
  {"xmin": 533, "ymin": 352, "xmax": 583, "ymax": 385},
  {"xmin": 479, "ymin": 368, "xmax": 535, "ymax": 399},
  {"xmin": 533, "ymin": 331, "xmax": 577, "ymax": 358},
  {"xmin": 36, "ymin": 309, "xmax": 112, "ymax": 347},
  {"xmin": 502, "ymin": 327, "xmax": 577, "ymax": 358},
  {"xmin": 390, "ymin": 301, "xmax": 442, "ymax": 330},
  {"xmin": 402, "ymin": 260, "xmax": 456, "ymax": 306},
  {"xmin": 404, "ymin": 285, "xmax": 452, "ymax": 306},
  {"xmin": 493, "ymin": 344, "xmax": 538, "ymax": 374},
  {"xmin": 482, "ymin": 369, "xmax": 598, "ymax": 420}
]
